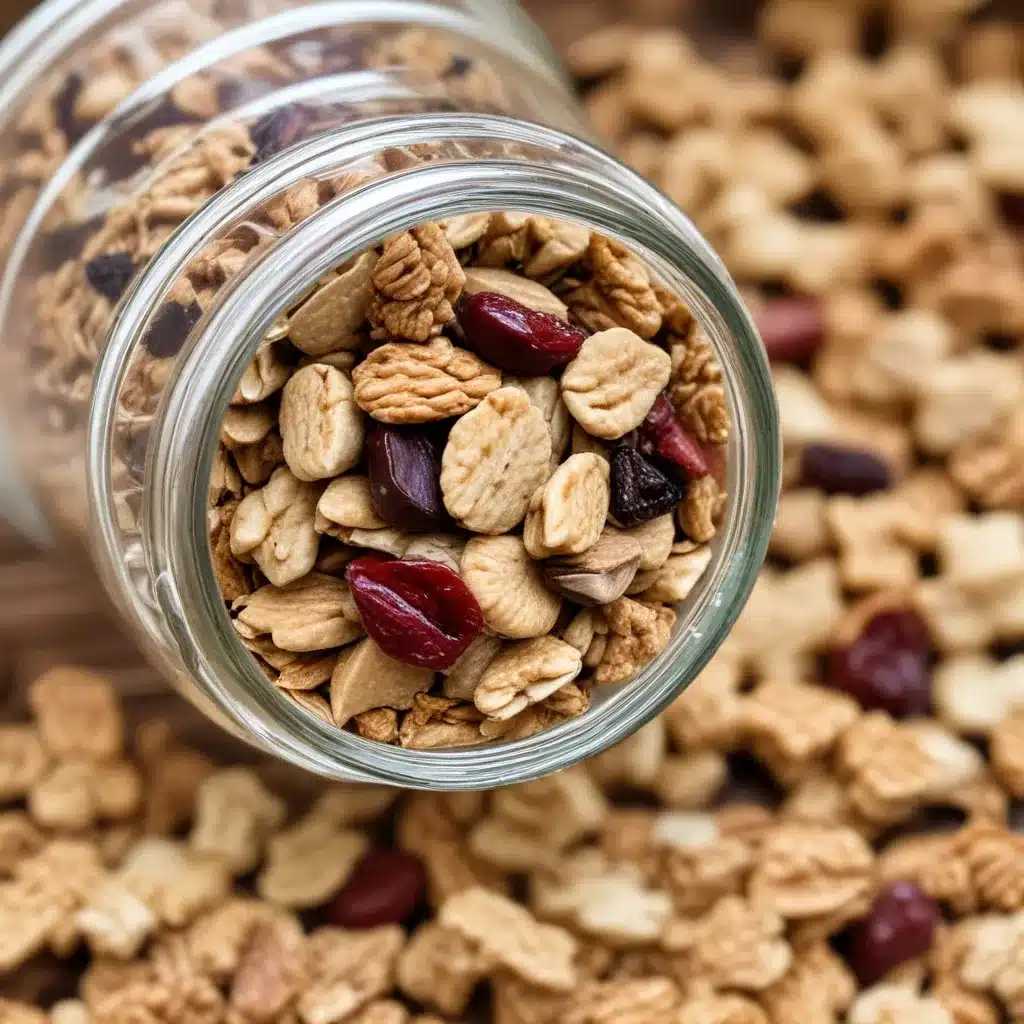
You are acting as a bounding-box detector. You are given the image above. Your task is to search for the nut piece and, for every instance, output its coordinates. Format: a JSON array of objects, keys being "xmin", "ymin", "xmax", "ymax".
[
  {"xmin": 234, "ymin": 573, "xmax": 363, "ymax": 652},
  {"xmin": 317, "ymin": 476, "xmax": 387, "ymax": 531},
  {"xmin": 352, "ymin": 338, "xmax": 501, "ymax": 424},
  {"xmin": 523, "ymin": 454, "xmax": 611, "ymax": 558},
  {"xmin": 506, "ymin": 375, "xmax": 572, "ymax": 472},
  {"xmin": 638, "ymin": 543, "xmax": 713, "ymax": 603},
  {"xmin": 441, "ymin": 387, "xmax": 552, "ymax": 534},
  {"xmin": 473, "ymin": 637, "xmax": 583, "ymax": 721},
  {"xmin": 561, "ymin": 328, "xmax": 672, "ymax": 440},
  {"xmin": 462, "ymin": 536, "xmax": 563, "ymax": 638},
  {"xmin": 230, "ymin": 467, "xmax": 321, "ymax": 587},
  {"xmin": 463, "ymin": 267, "xmax": 568, "ymax": 318},
  {"xmin": 329, "ymin": 638, "xmax": 434, "ymax": 727},
  {"xmin": 288, "ymin": 252, "xmax": 378, "ymax": 355},
  {"xmin": 542, "ymin": 531, "xmax": 644, "ymax": 606},
  {"xmin": 367, "ymin": 224, "xmax": 466, "ymax": 342},
  {"xmin": 621, "ymin": 515, "xmax": 676, "ymax": 572},
  {"xmin": 280, "ymin": 363, "xmax": 364, "ymax": 482},
  {"xmin": 596, "ymin": 597, "xmax": 676, "ymax": 685}
]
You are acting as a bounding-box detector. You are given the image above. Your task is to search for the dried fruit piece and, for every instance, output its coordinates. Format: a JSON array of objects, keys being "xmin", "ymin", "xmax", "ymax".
[
  {"xmin": 366, "ymin": 422, "xmax": 449, "ymax": 531},
  {"xmin": 523, "ymin": 453, "xmax": 610, "ymax": 558},
  {"xmin": 542, "ymin": 531, "xmax": 644, "ymax": 606},
  {"xmin": 441, "ymin": 387, "xmax": 551, "ymax": 534},
  {"xmin": 561, "ymin": 328, "xmax": 672, "ymax": 439},
  {"xmin": 829, "ymin": 609, "xmax": 932, "ymax": 717},
  {"xmin": 458, "ymin": 292, "xmax": 585, "ymax": 375},
  {"xmin": 250, "ymin": 105, "xmax": 313, "ymax": 164},
  {"xmin": 279, "ymin": 364, "xmax": 364, "ymax": 482},
  {"xmin": 848, "ymin": 882, "xmax": 941, "ymax": 985},
  {"xmin": 144, "ymin": 296, "xmax": 202, "ymax": 358},
  {"xmin": 329, "ymin": 850, "xmax": 427, "ymax": 928},
  {"xmin": 85, "ymin": 252, "xmax": 135, "ymax": 303},
  {"xmin": 609, "ymin": 444, "xmax": 686, "ymax": 529},
  {"xmin": 755, "ymin": 297, "xmax": 826, "ymax": 363},
  {"xmin": 637, "ymin": 393, "xmax": 710, "ymax": 477},
  {"xmin": 346, "ymin": 555, "xmax": 484, "ymax": 670},
  {"xmin": 802, "ymin": 444, "xmax": 891, "ymax": 496},
  {"xmin": 462, "ymin": 269, "xmax": 568, "ymax": 318}
]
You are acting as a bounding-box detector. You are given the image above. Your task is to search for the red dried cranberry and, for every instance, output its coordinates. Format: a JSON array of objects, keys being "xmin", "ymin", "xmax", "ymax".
[
  {"xmin": 700, "ymin": 441, "xmax": 728, "ymax": 488},
  {"xmin": 328, "ymin": 849, "xmax": 426, "ymax": 928},
  {"xmin": 755, "ymin": 297, "xmax": 825, "ymax": 363},
  {"xmin": 637, "ymin": 393, "xmax": 709, "ymax": 477},
  {"xmin": 367, "ymin": 422, "xmax": 449, "ymax": 531},
  {"xmin": 249, "ymin": 105, "xmax": 313, "ymax": 165},
  {"xmin": 802, "ymin": 443, "xmax": 891, "ymax": 496},
  {"xmin": 346, "ymin": 555, "xmax": 483, "ymax": 670},
  {"xmin": 458, "ymin": 292, "xmax": 586, "ymax": 375},
  {"xmin": 144, "ymin": 299, "xmax": 203, "ymax": 358},
  {"xmin": 848, "ymin": 882, "xmax": 941, "ymax": 985},
  {"xmin": 85, "ymin": 252, "xmax": 136, "ymax": 303},
  {"xmin": 829, "ymin": 609, "xmax": 931, "ymax": 717},
  {"xmin": 610, "ymin": 444, "xmax": 686, "ymax": 529}
]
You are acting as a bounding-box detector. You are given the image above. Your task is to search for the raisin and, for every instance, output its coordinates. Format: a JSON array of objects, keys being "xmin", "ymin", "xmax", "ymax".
[
  {"xmin": 802, "ymin": 443, "xmax": 890, "ymax": 496},
  {"xmin": 609, "ymin": 444, "xmax": 686, "ymax": 529},
  {"xmin": 847, "ymin": 882, "xmax": 941, "ymax": 985},
  {"xmin": 637, "ymin": 393, "xmax": 710, "ymax": 477},
  {"xmin": 327, "ymin": 849, "xmax": 426, "ymax": 928},
  {"xmin": 458, "ymin": 291, "xmax": 586, "ymax": 375},
  {"xmin": 53, "ymin": 71, "xmax": 87, "ymax": 145},
  {"xmin": 143, "ymin": 300, "xmax": 203, "ymax": 358},
  {"xmin": 367, "ymin": 422, "xmax": 450, "ymax": 532},
  {"xmin": 346, "ymin": 555, "xmax": 484, "ymax": 670},
  {"xmin": 829, "ymin": 609, "xmax": 931, "ymax": 717},
  {"xmin": 85, "ymin": 252, "xmax": 136, "ymax": 303},
  {"xmin": 249, "ymin": 105, "xmax": 312, "ymax": 165},
  {"xmin": 999, "ymin": 192, "xmax": 1024, "ymax": 227},
  {"xmin": 755, "ymin": 297, "xmax": 825, "ymax": 363}
]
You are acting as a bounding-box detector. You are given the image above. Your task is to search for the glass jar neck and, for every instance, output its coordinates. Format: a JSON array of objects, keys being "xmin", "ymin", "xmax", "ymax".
[{"xmin": 91, "ymin": 112, "xmax": 779, "ymax": 786}]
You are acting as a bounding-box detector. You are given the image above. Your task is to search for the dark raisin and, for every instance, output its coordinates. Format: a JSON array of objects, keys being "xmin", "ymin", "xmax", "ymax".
[
  {"xmin": 366, "ymin": 422, "xmax": 450, "ymax": 531},
  {"xmin": 143, "ymin": 300, "xmax": 203, "ymax": 358},
  {"xmin": 848, "ymin": 882, "xmax": 941, "ymax": 985},
  {"xmin": 802, "ymin": 443, "xmax": 890, "ymax": 496},
  {"xmin": 447, "ymin": 55, "xmax": 472, "ymax": 76},
  {"xmin": 53, "ymin": 72, "xmax": 87, "ymax": 145},
  {"xmin": 829, "ymin": 608, "xmax": 931, "ymax": 717},
  {"xmin": 609, "ymin": 444, "xmax": 686, "ymax": 529},
  {"xmin": 249, "ymin": 105, "xmax": 312, "ymax": 165},
  {"xmin": 85, "ymin": 252, "xmax": 136, "ymax": 303},
  {"xmin": 999, "ymin": 192, "xmax": 1024, "ymax": 227}
]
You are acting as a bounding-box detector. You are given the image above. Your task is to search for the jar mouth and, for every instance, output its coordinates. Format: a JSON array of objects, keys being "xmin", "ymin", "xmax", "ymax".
[{"xmin": 91, "ymin": 113, "xmax": 780, "ymax": 788}]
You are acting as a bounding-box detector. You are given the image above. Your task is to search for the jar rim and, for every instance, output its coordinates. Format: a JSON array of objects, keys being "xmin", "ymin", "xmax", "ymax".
[{"xmin": 92, "ymin": 113, "xmax": 780, "ymax": 787}]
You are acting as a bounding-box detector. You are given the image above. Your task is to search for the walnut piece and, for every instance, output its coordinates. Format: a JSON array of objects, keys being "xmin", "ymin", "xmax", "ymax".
[
  {"xmin": 367, "ymin": 224, "xmax": 466, "ymax": 341},
  {"xmin": 330, "ymin": 638, "xmax": 432, "ymax": 726},
  {"xmin": 566, "ymin": 236, "xmax": 663, "ymax": 339},
  {"xmin": 473, "ymin": 637, "xmax": 583, "ymax": 721},
  {"xmin": 542, "ymin": 531, "xmax": 644, "ymax": 606},
  {"xmin": 398, "ymin": 694, "xmax": 486, "ymax": 749},
  {"xmin": 279, "ymin": 364, "xmax": 364, "ymax": 482},
  {"xmin": 462, "ymin": 536, "xmax": 562, "ymax": 638},
  {"xmin": 397, "ymin": 921, "xmax": 492, "ymax": 1016},
  {"xmin": 288, "ymin": 252, "xmax": 378, "ymax": 356},
  {"xmin": 441, "ymin": 388, "xmax": 552, "ymax": 533},
  {"xmin": 233, "ymin": 573, "xmax": 363, "ymax": 652},
  {"xmin": 668, "ymin": 323, "xmax": 730, "ymax": 444},
  {"xmin": 595, "ymin": 597, "xmax": 676, "ymax": 685},
  {"xmin": 229, "ymin": 467, "xmax": 321, "ymax": 587},
  {"xmin": 561, "ymin": 328, "xmax": 672, "ymax": 440},
  {"xmin": 28, "ymin": 666, "xmax": 122, "ymax": 762},
  {"xmin": 523, "ymin": 454, "xmax": 610, "ymax": 558},
  {"xmin": 678, "ymin": 474, "xmax": 726, "ymax": 543},
  {"xmin": 352, "ymin": 338, "xmax": 501, "ymax": 424}
]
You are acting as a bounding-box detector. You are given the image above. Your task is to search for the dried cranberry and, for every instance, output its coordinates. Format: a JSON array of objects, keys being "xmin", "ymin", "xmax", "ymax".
[
  {"xmin": 755, "ymin": 297, "xmax": 825, "ymax": 363},
  {"xmin": 458, "ymin": 292, "xmax": 586, "ymax": 375},
  {"xmin": 829, "ymin": 609, "xmax": 931, "ymax": 717},
  {"xmin": 85, "ymin": 252, "xmax": 136, "ymax": 303},
  {"xmin": 143, "ymin": 299, "xmax": 203, "ymax": 358},
  {"xmin": 249, "ymin": 105, "xmax": 312, "ymax": 165},
  {"xmin": 328, "ymin": 849, "xmax": 426, "ymax": 928},
  {"xmin": 701, "ymin": 441, "xmax": 728, "ymax": 488},
  {"xmin": 848, "ymin": 882, "xmax": 941, "ymax": 985},
  {"xmin": 637, "ymin": 393, "xmax": 710, "ymax": 477},
  {"xmin": 802, "ymin": 443, "xmax": 891, "ymax": 496},
  {"xmin": 367, "ymin": 423, "xmax": 449, "ymax": 532},
  {"xmin": 609, "ymin": 444, "xmax": 686, "ymax": 529},
  {"xmin": 346, "ymin": 555, "xmax": 484, "ymax": 670}
]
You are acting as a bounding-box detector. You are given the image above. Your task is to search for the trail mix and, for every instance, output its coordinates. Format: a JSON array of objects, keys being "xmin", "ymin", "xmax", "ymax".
[{"xmin": 212, "ymin": 219, "xmax": 728, "ymax": 745}]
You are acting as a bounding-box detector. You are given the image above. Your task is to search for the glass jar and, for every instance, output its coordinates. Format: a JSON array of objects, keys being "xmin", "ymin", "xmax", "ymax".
[{"xmin": 0, "ymin": 0, "xmax": 780, "ymax": 787}]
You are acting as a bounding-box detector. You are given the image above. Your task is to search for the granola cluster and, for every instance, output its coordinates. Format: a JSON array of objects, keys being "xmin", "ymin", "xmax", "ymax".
[{"xmin": 211, "ymin": 216, "xmax": 727, "ymax": 746}]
